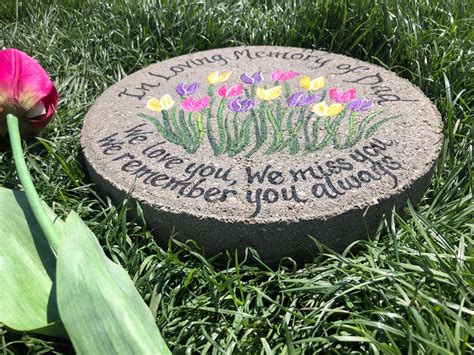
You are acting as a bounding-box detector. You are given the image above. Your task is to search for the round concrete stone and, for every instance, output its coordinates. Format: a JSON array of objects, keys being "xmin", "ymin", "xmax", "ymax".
[{"xmin": 81, "ymin": 46, "xmax": 442, "ymax": 262}]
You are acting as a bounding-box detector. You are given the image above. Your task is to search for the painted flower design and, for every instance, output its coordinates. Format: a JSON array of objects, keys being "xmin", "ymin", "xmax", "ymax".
[
  {"xmin": 228, "ymin": 97, "xmax": 255, "ymax": 112},
  {"xmin": 140, "ymin": 69, "xmax": 396, "ymax": 159},
  {"xmin": 287, "ymin": 91, "xmax": 320, "ymax": 107},
  {"xmin": 241, "ymin": 71, "xmax": 264, "ymax": 85},
  {"xmin": 146, "ymin": 94, "xmax": 175, "ymax": 112},
  {"xmin": 176, "ymin": 82, "xmax": 199, "ymax": 97},
  {"xmin": 271, "ymin": 70, "xmax": 298, "ymax": 81},
  {"xmin": 311, "ymin": 102, "xmax": 343, "ymax": 117},
  {"xmin": 0, "ymin": 48, "xmax": 58, "ymax": 138},
  {"xmin": 180, "ymin": 96, "xmax": 210, "ymax": 112},
  {"xmin": 207, "ymin": 71, "xmax": 232, "ymax": 84},
  {"xmin": 349, "ymin": 98, "xmax": 373, "ymax": 112},
  {"xmin": 329, "ymin": 88, "xmax": 357, "ymax": 103},
  {"xmin": 217, "ymin": 83, "xmax": 243, "ymax": 98},
  {"xmin": 256, "ymin": 86, "xmax": 282, "ymax": 101},
  {"xmin": 300, "ymin": 76, "xmax": 325, "ymax": 91}
]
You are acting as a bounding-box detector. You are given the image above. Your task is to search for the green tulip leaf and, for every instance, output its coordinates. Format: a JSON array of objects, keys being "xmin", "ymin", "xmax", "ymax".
[
  {"xmin": 0, "ymin": 187, "xmax": 67, "ymax": 337},
  {"xmin": 56, "ymin": 211, "xmax": 171, "ymax": 355}
]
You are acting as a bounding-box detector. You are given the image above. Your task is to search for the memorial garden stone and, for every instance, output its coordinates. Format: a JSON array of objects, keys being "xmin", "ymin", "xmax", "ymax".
[{"xmin": 81, "ymin": 46, "xmax": 443, "ymax": 262}]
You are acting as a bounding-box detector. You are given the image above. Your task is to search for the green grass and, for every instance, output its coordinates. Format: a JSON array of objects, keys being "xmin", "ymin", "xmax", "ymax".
[{"xmin": 0, "ymin": 0, "xmax": 472, "ymax": 353}]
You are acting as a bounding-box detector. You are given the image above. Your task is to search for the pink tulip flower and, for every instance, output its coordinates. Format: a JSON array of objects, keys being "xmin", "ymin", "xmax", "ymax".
[
  {"xmin": 216, "ymin": 83, "xmax": 243, "ymax": 98},
  {"xmin": 328, "ymin": 87, "xmax": 357, "ymax": 103},
  {"xmin": 180, "ymin": 96, "xmax": 210, "ymax": 112},
  {"xmin": 270, "ymin": 70, "xmax": 298, "ymax": 81},
  {"xmin": 0, "ymin": 48, "xmax": 58, "ymax": 138}
]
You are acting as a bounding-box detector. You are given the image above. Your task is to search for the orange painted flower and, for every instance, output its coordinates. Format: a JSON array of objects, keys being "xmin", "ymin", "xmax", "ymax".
[{"xmin": 0, "ymin": 49, "xmax": 58, "ymax": 138}]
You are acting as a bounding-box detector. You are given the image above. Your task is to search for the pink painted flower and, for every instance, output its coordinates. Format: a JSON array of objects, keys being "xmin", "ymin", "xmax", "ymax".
[
  {"xmin": 0, "ymin": 48, "xmax": 58, "ymax": 138},
  {"xmin": 180, "ymin": 96, "xmax": 210, "ymax": 112},
  {"xmin": 216, "ymin": 83, "xmax": 243, "ymax": 98},
  {"xmin": 270, "ymin": 70, "xmax": 298, "ymax": 81},
  {"xmin": 328, "ymin": 87, "xmax": 357, "ymax": 103}
]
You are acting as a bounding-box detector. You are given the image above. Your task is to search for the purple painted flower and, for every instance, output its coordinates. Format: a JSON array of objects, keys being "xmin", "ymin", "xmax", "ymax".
[
  {"xmin": 240, "ymin": 71, "xmax": 264, "ymax": 85},
  {"xmin": 176, "ymin": 82, "xmax": 199, "ymax": 97},
  {"xmin": 228, "ymin": 97, "xmax": 255, "ymax": 112},
  {"xmin": 348, "ymin": 98, "xmax": 374, "ymax": 112},
  {"xmin": 287, "ymin": 91, "xmax": 320, "ymax": 107}
]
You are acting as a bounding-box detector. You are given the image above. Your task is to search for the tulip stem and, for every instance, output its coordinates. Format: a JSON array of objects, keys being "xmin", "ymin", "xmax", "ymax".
[{"xmin": 6, "ymin": 113, "xmax": 60, "ymax": 254}]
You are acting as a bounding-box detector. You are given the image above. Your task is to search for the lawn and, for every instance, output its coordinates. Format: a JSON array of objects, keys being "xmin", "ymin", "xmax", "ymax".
[{"xmin": 0, "ymin": 0, "xmax": 472, "ymax": 353}]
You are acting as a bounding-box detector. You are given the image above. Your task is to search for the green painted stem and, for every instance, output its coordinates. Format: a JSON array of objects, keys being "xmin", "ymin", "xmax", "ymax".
[
  {"xmin": 7, "ymin": 114, "xmax": 60, "ymax": 254},
  {"xmin": 217, "ymin": 100, "xmax": 227, "ymax": 154},
  {"xmin": 266, "ymin": 105, "xmax": 283, "ymax": 153}
]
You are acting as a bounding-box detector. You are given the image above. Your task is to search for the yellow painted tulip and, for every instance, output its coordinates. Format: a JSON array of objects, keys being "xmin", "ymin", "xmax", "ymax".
[
  {"xmin": 327, "ymin": 103, "xmax": 343, "ymax": 116},
  {"xmin": 160, "ymin": 94, "xmax": 175, "ymax": 110},
  {"xmin": 300, "ymin": 76, "xmax": 325, "ymax": 91},
  {"xmin": 146, "ymin": 94, "xmax": 175, "ymax": 112},
  {"xmin": 311, "ymin": 102, "xmax": 343, "ymax": 117},
  {"xmin": 207, "ymin": 70, "xmax": 232, "ymax": 84},
  {"xmin": 256, "ymin": 86, "xmax": 282, "ymax": 100},
  {"xmin": 311, "ymin": 102, "xmax": 328, "ymax": 116}
]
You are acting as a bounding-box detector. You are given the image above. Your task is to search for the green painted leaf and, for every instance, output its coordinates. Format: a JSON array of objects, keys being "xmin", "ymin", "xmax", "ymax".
[
  {"xmin": 57, "ymin": 212, "xmax": 171, "ymax": 355},
  {"xmin": 0, "ymin": 187, "xmax": 67, "ymax": 337}
]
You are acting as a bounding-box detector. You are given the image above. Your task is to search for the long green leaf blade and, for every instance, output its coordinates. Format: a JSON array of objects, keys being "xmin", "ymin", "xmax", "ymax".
[
  {"xmin": 0, "ymin": 187, "xmax": 66, "ymax": 337},
  {"xmin": 57, "ymin": 212, "xmax": 170, "ymax": 354}
]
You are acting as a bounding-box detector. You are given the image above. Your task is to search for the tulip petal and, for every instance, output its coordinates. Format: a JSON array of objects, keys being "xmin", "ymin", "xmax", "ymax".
[
  {"xmin": 348, "ymin": 98, "xmax": 362, "ymax": 111},
  {"xmin": 180, "ymin": 96, "xmax": 209, "ymax": 111},
  {"xmin": 227, "ymin": 83, "xmax": 243, "ymax": 97},
  {"xmin": 349, "ymin": 98, "xmax": 373, "ymax": 112},
  {"xmin": 267, "ymin": 86, "xmax": 282, "ymax": 100},
  {"xmin": 25, "ymin": 101, "xmax": 46, "ymax": 118},
  {"xmin": 26, "ymin": 85, "xmax": 59, "ymax": 129},
  {"xmin": 240, "ymin": 73, "xmax": 254, "ymax": 85},
  {"xmin": 256, "ymin": 87, "xmax": 266, "ymax": 100},
  {"xmin": 287, "ymin": 92, "xmax": 306, "ymax": 107},
  {"xmin": 207, "ymin": 71, "xmax": 219, "ymax": 83},
  {"xmin": 360, "ymin": 99, "xmax": 374, "ymax": 111},
  {"xmin": 328, "ymin": 104, "xmax": 343, "ymax": 116},
  {"xmin": 160, "ymin": 94, "xmax": 175, "ymax": 110},
  {"xmin": 253, "ymin": 72, "xmax": 264, "ymax": 83},
  {"xmin": 229, "ymin": 97, "xmax": 255, "ymax": 112},
  {"xmin": 283, "ymin": 71, "xmax": 298, "ymax": 80},
  {"xmin": 311, "ymin": 102, "xmax": 329, "ymax": 116},
  {"xmin": 180, "ymin": 97, "xmax": 194, "ymax": 111},
  {"xmin": 146, "ymin": 97, "xmax": 163, "ymax": 112},
  {"xmin": 218, "ymin": 71, "xmax": 232, "ymax": 83},
  {"xmin": 303, "ymin": 93, "xmax": 320, "ymax": 106},
  {"xmin": 300, "ymin": 76, "xmax": 311, "ymax": 90},
  {"xmin": 256, "ymin": 86, "xmax": 281, "ymax": 100},
  {"xmin": 310, "ymin": 77, "xmax": 325, "ymax": 91},
  {"xmin": 208, "ymin": 71, "xmax": 232, "ymax": 84},
  {"xmin": 328, "ymin": 88, "xmax": 341, "ymax": 102},
  {"xmin": 195, "ymin": 96, "xmax": 210, "ymax": 110},
  {"xmin": 341, "ymin": 88, "xmax": 357, "ymax": 102},
  {"xmin": 329, "ymin": 88, "xmax": 355, "ymax": 103},
  {"xmin": 270, "ymin": 71, "xmax": 283, "ymax": 81},
  {"xmin": 271, "ymin": 70, "xmax": 298, "ymax": 81},
  {"xmin": 176, "ymin": 83, "xmax": 186, "ymax": 96},
  {"xmin": 186, "ymin": 83, "xmax": 199, "ymax": 95},
  {"xmin": 0, "ymin": 49, "xmax": 54, "ymax": 111},
  {"xmin": 217, "ymin": 85, "xmax": 228, "ymax": 98}
]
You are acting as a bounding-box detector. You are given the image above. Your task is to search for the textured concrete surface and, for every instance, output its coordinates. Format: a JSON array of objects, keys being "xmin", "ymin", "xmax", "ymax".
[{"xmin": 81, "ymin": 46, "xmax": 443, "ymax": 262}]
